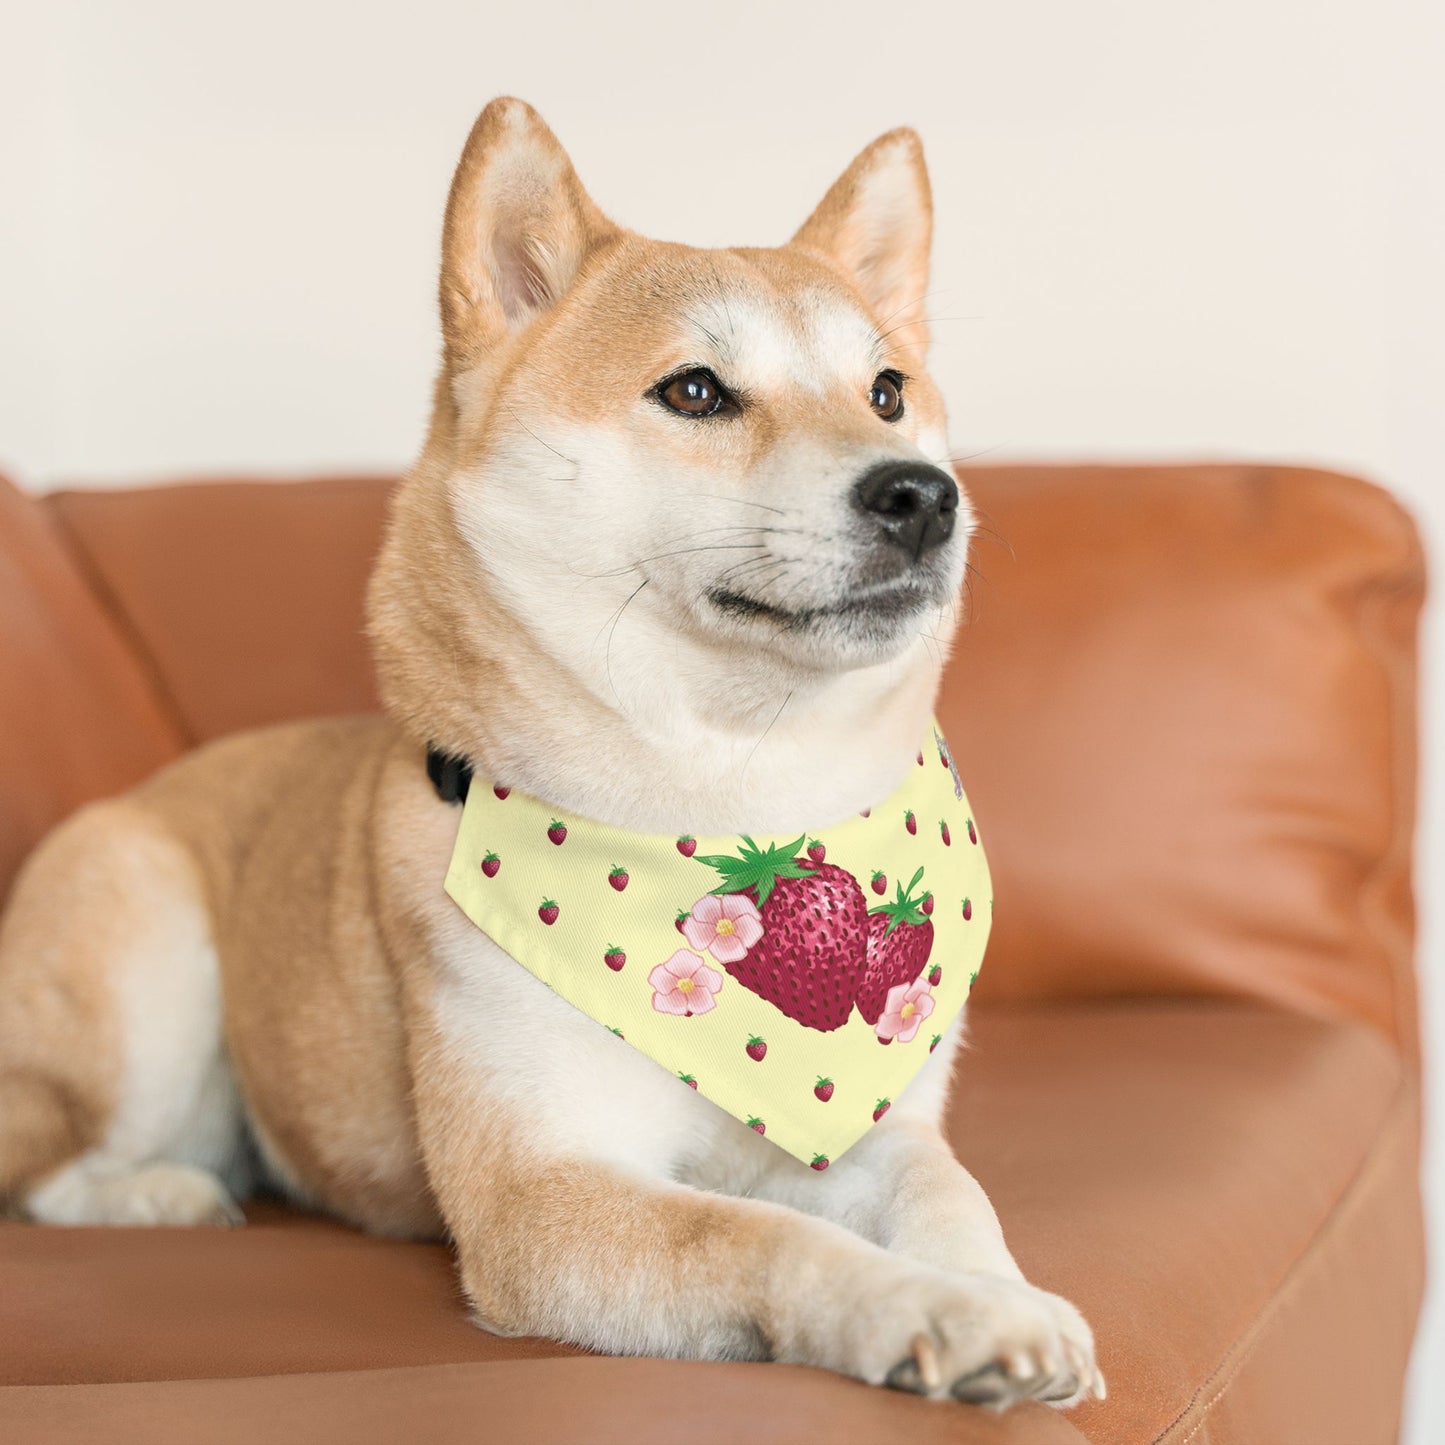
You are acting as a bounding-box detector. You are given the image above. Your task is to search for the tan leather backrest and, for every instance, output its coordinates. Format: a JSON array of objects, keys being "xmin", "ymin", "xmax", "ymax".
[
  {"xmin": 942, "ymin": 464, "xmax": 1423, "ymax": 1057},
  {"xmin": 28, "ymin": 464, "xmax": 1425, "ymax": 1051},
  {"xmin": 0, "ymin": 474, "xmax": 184, "ymax": 901}
]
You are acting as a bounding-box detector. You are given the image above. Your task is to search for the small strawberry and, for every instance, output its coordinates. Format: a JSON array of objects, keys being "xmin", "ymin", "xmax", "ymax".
[
  {"xmin": 493, "ymin": 785, "xmax": 511, "ymax": 800},
  {"xmin": 547, "ymin": 819, "xmax": 567, "ymax": 846},
  {"xmin": 810, "ymin": 1154, "xmax": 830, "ymax": 1171},
  {"xmin": 967, "ymin": 816, "xmax": 978, "ymax": 845},
  {"xmin": 676, "ymin": 835, "xmax": 697, "ymax": 857},
  {"xmin": 855, "ymin": 867, "xmax": 935, "ymax": 1024},
  {"xmin": 480, "ymin": 851, "xmax": 500, "ymax": 878},
  {"xmin": 806, "ymin": 837, "xmax": 826, "ymax": 864},
  {"xmin": 929, "ymin": 1033, "xmax": 942, "ymax": 1053},
  {"xmin": 675, "ymin": 909, "xmax": 690, "ymax": 934},
  {"xmin": 608, "ymin": 866, "xmax": 629, "ymax": 892},
  {"xmin": 904, "ymin": 810, "xmax": 917, "ymax": 836},
  {"xmin": 873, "ymin": 1097, "xmax": 891, "ymax": 1122},
  {"xmin": 921, "ymin": 892, "xmax": 934, "ymax": 916},
  {"xmin": 607, "ymin": 1025, "xmax": 624, "ymax": 1038},
  {"xmin": 746, "ymin": 1036, "xmax": 767, "ymax": 1062},
  {"xmin": 927, "ymin": 963, "xmax": 942, "ymax": 986},
  {"xmin": 747, "ymin": 1117, "xmax": 766, "ymax": 1135},
  {"xmin": 939, "ymin": 819, "xmax": 951, "ymax": 847},
  {"xmin": 871, "ymin": 870, "xmax": 887, "ymax": 896},
  {"xmin": 679, "ymin": 1072, "xmax": 698, "ymax": 1090},
  {"xmin": 604, "ymin": 945, "xmax": 626, "ymax": 972},
  {"xmin": 859, "ymin": 807, "xmax": 871, "ymax": 818},
  {"xmin": 962, "ymin": 896, "xmax": 973, "ymax": 921},
  {"xmin": 938, "ymin": 742, "xmax": 951, "ymax": 769},
  {"xmin": 814, "ymin": 1077, "xmax": 834, "ymax": 1102},
  {"xmin": 916, "ymin": 750, "xmax": 925, "ymax": 766},
  {"xmin": 538, "ymin": 899, "xmax": 559, "ymax": 925}
]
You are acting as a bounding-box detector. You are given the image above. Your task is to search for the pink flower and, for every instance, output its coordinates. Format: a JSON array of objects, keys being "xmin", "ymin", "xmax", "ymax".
[
  {"xmin": 876, "ymin": 979, "xmax": 935, "ymax": 1044},
  {"xmin": 649, "ymin": 950, "xmax": 724, "ymax": 1017},
  {"xmin": 681, "ymin": 893, "xmax": 763, "ymax": 963}
]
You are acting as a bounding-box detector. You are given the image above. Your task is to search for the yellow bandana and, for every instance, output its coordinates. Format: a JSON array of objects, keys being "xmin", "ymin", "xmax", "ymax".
[{"xmin": 443, "ymin": 725, "xmax": 990, "ymax": 1166}]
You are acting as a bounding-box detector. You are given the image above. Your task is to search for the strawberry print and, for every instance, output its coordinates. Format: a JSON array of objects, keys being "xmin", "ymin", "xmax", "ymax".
[
  {"xmin": 607, "ymin": 1026, "xmax": 624, "ymax": 1038},
  {"xmin": 675, "ymin": 910, "xmax": 690, "ymax": 934},
  {"xmin": 856, "ymin": 867, "xmax": 935, "ymax": 1025},
  {"xmin": 538, "ymin": 899, "xmax": 559, "ymax": 925},
  {"xmin": 810, "ymin": 1154, "xmax": 830, "ymax": 1171},
  {"xmin": 938, "ymin": 740, "xmax": 951, "ymax": 769},
  {"xmin": 492, "ymin": 785, "xmax": 510, "ymax": 800},
  {"xmin": 814, "ymin": 1077, "xmax": 834, "ymax": 1102},
  {"xmin": 480, "ymin": 851, "xmax": 500, "ymax": 878},
  {"xmin": 904, "ymin": 810, "xmax": 917, "ymax": 836},
  {"xmin": 921, "ymin": 892, "xmax": 934, "ymax": 916},
  {"xmin": 748, "ymin": 1117, "xmax": 766, "ymax": 1135},
  {"xmin": 967, "ymin": 816, "xmax": 977, "ymax": 845},
  {"xmin": 939, "ymin": 819, "xmax": 951, "ymax": 847},
  {"xmin": 873, "ymin": 1097, "xmax": 891, "ymax": 1122},
  {"xmin": 928, "ymin": 963, "xmax": 942, "ymax": 986},
  {"xmin": 676, "ymin": 835, "xmax": 697, "ymax": 857},
  {"xmin": 806, "ymin": 837, "xmax": 826, "ymax": 864},
  {"xmin": 679, "ymin": 1073, "xmax": 698, "ymax": 1089},
  {"xmin": 746, "ymin": 1036, "xmax": 767, "ymax": 1062},
  {"xmin": 916, "ymin": 750, "xmax": 925, "ymax": 766},
  {"xmin": 871, "ymin": 870, "xmax": 887, "ymax": 896},
  {"xmin": 930, "ymin": 1033, "xmax": 942, "ymax": 1053},
  {"xmin": 608, "ymin": 865, "xmax": 629, "ymax": 892},
  {"xmin": 604, "ymin": 945, "xmax": 626, "ymax": 972},
  {"xmin": 962, "ymin": 896, "xmax": 973, "ymax": 921},
  {"xmin": 547, "ymin": 819, "xmax": 568, "ymax": 846},
  {"xmin": 695, "ymin": 835, "xmax": 867, "ymax": 1032}
]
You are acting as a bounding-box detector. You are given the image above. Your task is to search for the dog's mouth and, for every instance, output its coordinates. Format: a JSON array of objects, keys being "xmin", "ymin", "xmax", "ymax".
[{"xmin": 705, "ymin": 578, "xmax": 935, "ymax": 631}]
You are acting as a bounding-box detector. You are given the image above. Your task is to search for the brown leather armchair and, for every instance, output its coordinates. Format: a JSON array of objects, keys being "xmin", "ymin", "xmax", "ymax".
[{"xmin": 0, "ymin": 463, "xmax": 1425, "ymax": 1444}]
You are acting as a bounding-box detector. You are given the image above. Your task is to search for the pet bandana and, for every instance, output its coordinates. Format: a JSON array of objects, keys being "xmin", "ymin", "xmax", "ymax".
[{"xmin": 442, "ymin": 725, "xmax": 990, "ymax": 1167}]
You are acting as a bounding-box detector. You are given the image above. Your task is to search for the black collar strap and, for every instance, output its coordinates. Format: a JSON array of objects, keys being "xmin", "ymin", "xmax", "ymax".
[{"xmin": 426, "ymin": 746, "xmax": 472, "ymax": 805}]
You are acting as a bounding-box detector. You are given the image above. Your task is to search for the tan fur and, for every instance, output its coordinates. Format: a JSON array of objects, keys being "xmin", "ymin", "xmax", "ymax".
[{"xmin": 0, "ymin": 98, "xmax": 1101, "ymax": 1405}]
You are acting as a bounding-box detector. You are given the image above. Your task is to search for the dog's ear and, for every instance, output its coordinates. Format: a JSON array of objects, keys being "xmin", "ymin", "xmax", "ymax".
[
  {"xmin": 440, "ymin": 98, "xmax": 618, "ymax": 365},
  {"xmin": 790, "ymin": 129, "xmax": 933, "ymax": 351}
]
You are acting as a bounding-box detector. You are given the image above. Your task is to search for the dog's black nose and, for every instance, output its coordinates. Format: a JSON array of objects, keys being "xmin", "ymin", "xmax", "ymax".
[{"xmin": 852, "ymin": 461, "xmax": 960, "ymax": 558}]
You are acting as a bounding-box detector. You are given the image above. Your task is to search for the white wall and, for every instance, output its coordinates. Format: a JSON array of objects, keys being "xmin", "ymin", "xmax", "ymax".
[{"xmin": 1, "ymin": 0, "xmax": 1440, "ymax": 1433}]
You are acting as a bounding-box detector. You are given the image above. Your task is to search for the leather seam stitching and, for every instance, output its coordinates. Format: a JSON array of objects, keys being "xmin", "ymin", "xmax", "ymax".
[{"xmin": 1150, "ymin": 1077, "xmax": 1410, "ymax": 1444}]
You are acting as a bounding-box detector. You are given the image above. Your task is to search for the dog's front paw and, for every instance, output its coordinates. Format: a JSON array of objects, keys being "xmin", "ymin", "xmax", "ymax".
[{"xmin": 833, "ymin": 1268, "xmax": 1104, "ymax": 1409}]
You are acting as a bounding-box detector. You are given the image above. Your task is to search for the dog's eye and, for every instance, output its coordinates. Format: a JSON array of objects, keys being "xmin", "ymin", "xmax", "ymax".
[
  {"xmin": 657, "ymin": 369, "xmax": 726, "ymax": 417},
  {"xmin": 869, "ymin": 371, "xmax": 905, "ymax": 421}
]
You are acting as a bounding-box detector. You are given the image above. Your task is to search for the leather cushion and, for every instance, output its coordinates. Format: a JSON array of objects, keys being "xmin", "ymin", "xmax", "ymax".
[
  {"xmin": 0, "ymin": 1003, "xmax": 1418, "ymax": 1444},
  {"xmin": 0, "ymin": 473, "xmax": 182, "ymax": 904}
]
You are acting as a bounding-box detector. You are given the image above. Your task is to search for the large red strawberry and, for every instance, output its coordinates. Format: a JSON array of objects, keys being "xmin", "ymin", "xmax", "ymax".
[
  {"xmin": 547, "ymin": 820, "xmax": 568, "ymax": 846},
  {"xmin": 694, "ymin": 835, "xmax": 867, "ymax": 1032},
  {"xmin": 480, "ymin": 851, "xmax": 500, "ymax": 878},
  {"xmin": 855, "ymin": 867, "xmax": 935, "ymax": 1025}
]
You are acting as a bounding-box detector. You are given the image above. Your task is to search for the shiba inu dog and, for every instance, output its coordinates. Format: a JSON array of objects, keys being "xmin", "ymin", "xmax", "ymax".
[{"xmin": 0, "ymin": 98, "xmax": 1101, "ymax": 1408}]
